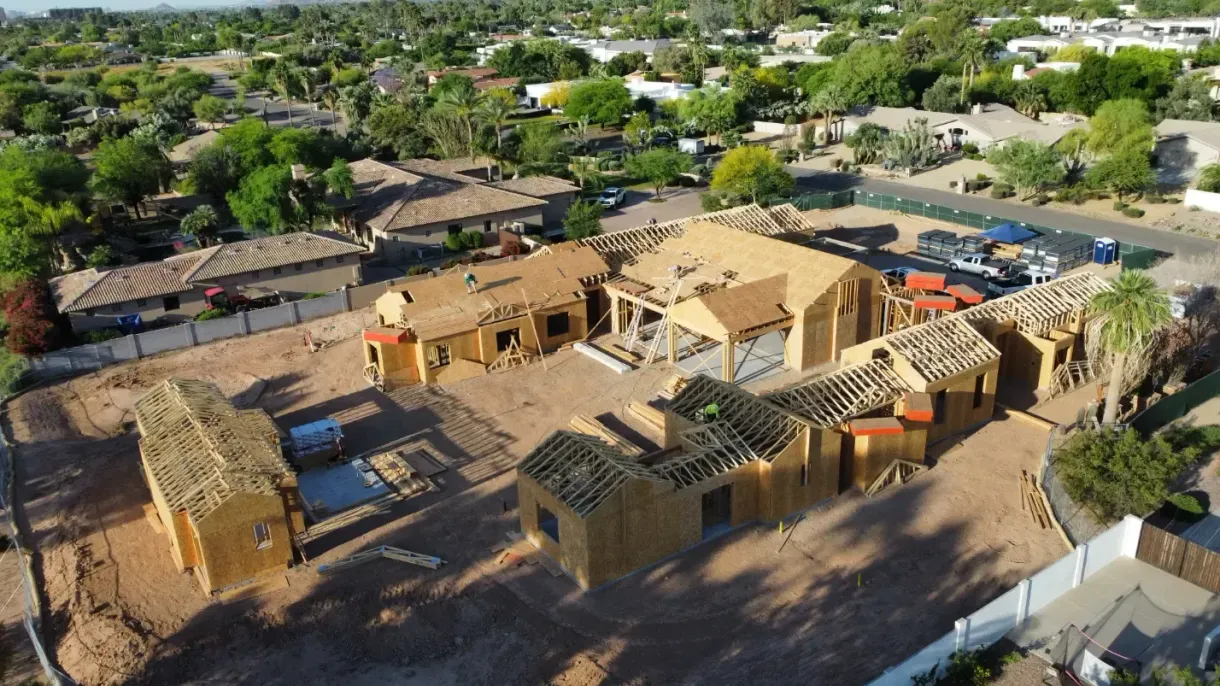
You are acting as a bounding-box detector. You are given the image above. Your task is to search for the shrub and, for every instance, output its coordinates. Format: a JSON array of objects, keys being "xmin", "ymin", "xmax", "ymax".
[
  {"xmin": 678, "ymin": 175, "xmax": 696, "ymax": 187},
  {"xmin": 440, "ymin": 259, "xmax": 461, "ymax": 269},
  {"xmin": 1168, "ymin": 197, "xmax": 1182, "ymax": 204},
  {"xmin": 700, "ymin": 192, "xmax": 724, "ymax": 212},
  {"xmin": 444, "ymin": 233, "xmax": 462, "ymax": 252},
  {"xmin": 990, "ymin": 185, "xmax": 1009, "ymax": 199},
  {"xmin": 80, "ymin": 328, "xmax": 123, "ymax": 344},
  {"xmin": 976, "ymin": 173, "xmax": 989, "ymax": 181},
  {"xmin": 1113, "ymin": 200, "xmax": 1128, "ymax": 212},
  {"xmin": 689, "ymin": 164, "xmax": 708, "ymax": 179},
  {"xmin": 406, "ymin": 265, "xmax": 431, "ymax": 276},
  {"xmin": 1167, "ymin": 493, "xmax": 1204, "ymax": 516},
  {"xmin": 4, "ymin": 280, "xmax": 63, "ymax": 355},
  {"xmin": 1055, "ymin": 428, "xmax": 1204, "ymax": 522},
  {"xmin": 961, "ymin": 142, "xmax": 979, "ymax": 155},
  {"xmin": 1146, "ymin": 193, "xmax": 1165, "ymax": 204},
  {"xmin": 1032, "ymin": 193, "xmax": 1050, "ymax": 206},
  {"xmin": 949, "ymin": 180, "xmax": 958, "ymax": 189},
  {"xmin": 459, "ymin": 229, "xmax": 484, "ymax": 249},
  {"xmin": 194, "ymin": 308, "xmax": 228, "ymax": 321},
  {"xmin": 301, "ymin": 292, "xmax": 328, "ymax": 300},
  {"xmin": 1123, "ymin": 207, "xmax": 1146, "ymax": 218}
]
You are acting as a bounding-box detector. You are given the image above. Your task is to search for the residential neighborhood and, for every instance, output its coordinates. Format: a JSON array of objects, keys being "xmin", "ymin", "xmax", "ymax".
[{"xmin": 0, "ymin": 1, "xmax": 1217, "ymax": 685}]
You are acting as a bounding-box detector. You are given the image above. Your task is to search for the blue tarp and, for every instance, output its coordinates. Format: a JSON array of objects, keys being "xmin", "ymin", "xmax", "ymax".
[{"xmin": 979, "ymin": 223, "xmax": 1039, "ymax": 244}]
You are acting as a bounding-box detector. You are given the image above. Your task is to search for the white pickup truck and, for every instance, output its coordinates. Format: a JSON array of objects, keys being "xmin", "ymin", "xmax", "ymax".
[
  {"xmin": 987, "ymin": 270, "xmax": 1056, "ymax": 297},
  {"xmin": 948, "ymin": 253, "xmax": 1011, "ymax": 280}
]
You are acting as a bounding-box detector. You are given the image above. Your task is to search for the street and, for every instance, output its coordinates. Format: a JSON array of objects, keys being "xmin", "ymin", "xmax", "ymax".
[
  {"xmin": 789, "ymin": 168, "xmax": 1218, "ymax": 256},
  {"xmin": 208, "ymin": 72, "xmax": 344, "ymax": 131},
  {"xmin": 599, "ymin": 187, "xmax": 704, "ymax": 233}
]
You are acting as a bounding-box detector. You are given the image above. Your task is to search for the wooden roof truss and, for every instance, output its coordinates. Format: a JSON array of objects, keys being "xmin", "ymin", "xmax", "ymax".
[
  {"xmin": 955, "ymin": 272, "xmax": 1110, "ymax": 337},
  {"xmin": 567, "ymin": 203, "xmax": 796, "ymax": 267},
  {"xmin": 886, "ymin": 316, "xmax": 1001, "ymax": 382},
  {"xmin": 518, "ymin": 431, "xmax": 666, "ymax": 518},
  {"xmin": 765, "ymin": 359, "xmax": 912, "ymax": 428},
  {"xmin": 135, "ymin": 379, "xmax": 288, "ymax": 523},
  {"xmin": 667, "ymin": 375, "xmax": 805, "ymax": 458},
  {"xmin": 655, "ymin": 423, "xmax": 761, "ymax": 488}
]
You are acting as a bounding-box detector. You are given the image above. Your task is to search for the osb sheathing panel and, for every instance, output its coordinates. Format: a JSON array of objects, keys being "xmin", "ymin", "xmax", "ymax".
[
  {"xmin": 280, "ymin": 476, "xmax": 306, "ymax": 536},
  {"xmin": 142, "ymin": 452, "xmax": 189, "ymax": 571},
  {"xmin": 851, "ymin": 424, "xmax": 927, "ymax": 491},
  {"xmin": 192, "ymin": 491, "xmax": 293, "ymax": 594},
  {"xmin": 925, "ymin": 359, "xmax": 999, "ymax": 444},
  {"xmin": 584, "ymin": 477, "xmax": 684, "ymax": 588},
  {"xmin": 766, "ymin": 428, "xmax": 840, "ymax": 518},
  {"xmin": 662, "ymin": 409, "xmax": 699, "ymax": 451},
  {"xmin": 518, "ymin": 474, "xmax": 591, "ymax": 587}
]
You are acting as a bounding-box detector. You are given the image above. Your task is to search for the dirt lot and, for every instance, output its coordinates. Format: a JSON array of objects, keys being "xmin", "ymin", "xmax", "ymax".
[{"xmin": 4, "ymin": 309, "xmax": 1065, "ymax": 685}]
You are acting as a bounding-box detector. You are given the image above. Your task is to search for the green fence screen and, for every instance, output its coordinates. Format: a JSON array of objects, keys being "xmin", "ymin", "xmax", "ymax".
[
  {"xmin": 791, "ymin": 191, "xmax": 854, "ymax": 211},
  {"xmin": 1132, "ymin": 368, "xmax": 1220, "ymax": 435}
]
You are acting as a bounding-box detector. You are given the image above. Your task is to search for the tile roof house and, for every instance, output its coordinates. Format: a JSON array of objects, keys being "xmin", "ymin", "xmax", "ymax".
[
  {"xmin": 839, "ymin": 104, "xmax": 1084, "ymax": 151},
  {"xmin": 135, "ymin": 378, "xmax": 304, "ymax": 594},
  {"xmin": 51, "ymin": 233, "xmax": 366, "ymax": 332},
  {"xmin": 1154, "ymin": 118, "xmax": 1220, "ymax": 185},
  {"xmin": 340, "ymin": 158, "xmax": 577, "ymax": 264}
]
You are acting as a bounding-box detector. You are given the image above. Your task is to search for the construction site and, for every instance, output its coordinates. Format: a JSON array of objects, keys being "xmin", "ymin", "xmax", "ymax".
[{"xmin": 0, "ymin": 201, "xmax": 1119, "ymax": 685}]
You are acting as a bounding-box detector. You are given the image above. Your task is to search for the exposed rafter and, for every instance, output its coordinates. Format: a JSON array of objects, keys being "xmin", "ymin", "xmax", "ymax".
[
  {"xmin": 655, "ymin": 423, "xmax": 761, "ymax": 488},
  {"xmin": 954, "ymin": 272, "xmax": 1110, "ymax": 337},
  {"xmin": 765, "ymin": 358, "xmax": 912, "ymax": 428},
  {"xmin": 884, "ymin": 316, "xmax": 1001, "ymax": 383},
  {"xmin": 519, "ymin": 431, "xmax": 669, "ymax": 518}
]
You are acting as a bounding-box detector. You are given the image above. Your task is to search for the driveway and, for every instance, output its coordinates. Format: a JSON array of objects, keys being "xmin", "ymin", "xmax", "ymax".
[
  {"xmin": 789, "ymin": 168, "xmax": 1218, "ymax": 257},
  {"xmin": 209, "ymin": 73, "xmax": 343, "ymax": 131}
]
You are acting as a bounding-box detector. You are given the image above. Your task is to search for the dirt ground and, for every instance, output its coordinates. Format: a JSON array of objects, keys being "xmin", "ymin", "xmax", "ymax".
[{"xmin": 4, "ymin": 307, "xmax": 1065, "ymax": 685}]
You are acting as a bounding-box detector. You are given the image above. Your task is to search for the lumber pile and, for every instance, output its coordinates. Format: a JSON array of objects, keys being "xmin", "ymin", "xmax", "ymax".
[
  {"xmin": 317, "ymin": 545, "xmax": 445, "ymax": 574},
  {"xmin": 607, "ymin": 344, "xmax": 641, "ymax": 362},
  {"xmin": 664, "ymin": 374, "xmax": 689, "ymax": 396},
  {"xmin": 625, "ymin": 401, "xmax": 666, "ymax": 436},
  {"xmin": 490, "ymin": 533, "xmax": 563, "ymax": 577},
  {"xmin": 1020, "ymin": 470, "xmax": 1051, "ymax": 529},
  {"xmin": 569, "ymin": 415, "xmax": 644, "ymax": 457}
]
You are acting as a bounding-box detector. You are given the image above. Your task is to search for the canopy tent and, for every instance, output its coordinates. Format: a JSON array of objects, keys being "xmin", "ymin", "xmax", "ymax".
[{"xmin": 979, "ymin": 223, "xmax": 1039, "ymax": 244}]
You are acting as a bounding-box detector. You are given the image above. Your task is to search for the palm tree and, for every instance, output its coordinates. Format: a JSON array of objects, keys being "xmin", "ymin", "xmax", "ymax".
[
  {"xmin": 809, "ymin": 84, "xmax": 848, "ymax": 143},
  {"xmin": 322, "ymin": 87, "xmax": 341, "ymax": 134},
  {"xmin": 438, "ymin": 86, "xmax": 480, "ymax": 159},
  {"xmin": 1091, "ymin": 270, "xmax": 1171, "ymax": 425},
  {"xmin": 1013, "ymin": 82, "xmax": 1048, "ymax": 120},
  {"xmin": 475, "ymin": 94, "xmax": 517, "ymax": 180},
  {"xmin": 340, "ymin": 81, "xmax": 375, "ymax": 133},
  {"xmin": 272, "ymin": 61, "xmax": 299, "ymax": 128},
  {"xmin": 958, "ymin": 33, "xmax": 986, "ymax": 106}
]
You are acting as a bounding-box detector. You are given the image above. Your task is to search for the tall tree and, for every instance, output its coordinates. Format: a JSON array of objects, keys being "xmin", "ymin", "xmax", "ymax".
[
  {"xmin": 180, "ymin": 204, "xmax": 221, "ymax": 247},
  {"xmin": 475, "ymin": 92, "xmax": 517, "ymax": 180},
  {"xmin": 625, "ymin": 148, "xmax": 692, "ymax": 200},
  {"xmin": 437, "ymin": 84, "xmax": 480, "ymax": 158},
  {"xmin": 563, "ymin": 199, "xmax": 603, "ymax": 240},
  {"xmin": 272, "ymin": 60, "xmax": 300, "ymax": 128},
  {"xmin": 1091, "ymin": 270, "xmax": 1170, "ymax": 425},
  {"xmin": 710, "ymin": 145, "xmax": 793, "ymax": 204},
  {"xmin": 809, "ymin": 84, "xmax": 849, "ymax": 142},
  {"xmin": 1013, "ymin": 81, "xmax": 1049, "ymax": 120},
  {"xmin": 90, "ymin": 138, "xmax": 168, "ymax": 219},
  {"xmin": 957, "ymin": 32, "xmax": 986, "ymax": 106},
  {"xmin": 1087, "ymin": 99, "xmax": 1153, "ymax": 158},
  {"xmin": 987, "ymin": 139, "xmax": 1064, "ymax": 200},
  {"xmin": 24, "ymin": 199, "xmax": 83, "ymax": 273}
]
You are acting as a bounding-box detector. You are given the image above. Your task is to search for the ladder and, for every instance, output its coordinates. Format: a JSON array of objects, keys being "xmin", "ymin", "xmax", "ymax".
[
  {"xmin": 644, "ymin": 278, "xmax": 684, "ymax": 365},
  {"xmin": 623, "ymin": 299, "xmax": 645, "ymax": 352}
]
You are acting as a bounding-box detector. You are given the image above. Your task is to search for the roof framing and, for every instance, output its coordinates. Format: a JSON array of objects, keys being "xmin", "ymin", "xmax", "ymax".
[
  {"xmin": 518, "ymin": 431, "xmax": 667, "ymax": 518},
  {"xmin": 954, "ymin": 272, "xmax": 1110, "ymax": 337},
  {"xmin": 765, "ymin": 358, "xmax": 912, "ymax": 428},
  {"xmin": 885, "ymin": 316, "xmax": 1001, "ymax": 383},
  {"xmin": 655, "ymin": 423, "xmax": 761, "ymax": 488},
  {"xmin": 667, "ymin": 375, "xmax": 806, "ymax": 458}
]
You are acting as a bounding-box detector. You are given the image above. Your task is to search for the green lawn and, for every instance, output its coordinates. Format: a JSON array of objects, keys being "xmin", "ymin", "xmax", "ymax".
[{"xmin": 507, "ymin": 114, "xmax": 567, "ymax": 125}]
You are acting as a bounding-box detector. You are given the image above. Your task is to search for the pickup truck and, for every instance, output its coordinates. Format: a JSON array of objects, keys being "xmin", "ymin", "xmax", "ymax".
[
  {"xmin": 987, "ymin": 270, "xmax": 1056, "ymax": 297},
  {"xmin": 948, "ymin": 253, "xmax": 1011, "ymax": 280}
]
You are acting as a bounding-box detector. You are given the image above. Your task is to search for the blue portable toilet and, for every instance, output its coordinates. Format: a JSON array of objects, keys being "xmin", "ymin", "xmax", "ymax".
[{"xmin": 1093, "ymin": 237, "xmax": 1117, "ymax": 265}]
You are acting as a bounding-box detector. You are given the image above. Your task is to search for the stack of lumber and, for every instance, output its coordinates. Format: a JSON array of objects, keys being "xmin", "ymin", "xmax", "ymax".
[
  {"xmin": 992, "ymin": 243, "xmax": 1023, "ymax": 260},
  {"xmin": 607, "ymin": 344, "xmax": 641, "ymax": 362},
  {"xmin": 626, "ymin": 401, "xmax": 666, "ymax": 436},
  {"xmin": 569, "ymin": 414, "xmax": 644, "ymax": 457},
  {"xmin": 1020, "ymin": 470, "xmax": 1051, "ymax": 530}
]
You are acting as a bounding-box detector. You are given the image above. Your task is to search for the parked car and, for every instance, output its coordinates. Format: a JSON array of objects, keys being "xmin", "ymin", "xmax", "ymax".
[
  {"xmin": 987, "ymin": 270, "xmax": 1056, "ymax": 297},
  {"xmin": 650, "ymin": 133, "xmax": 675, "ymax": 148},
  {"xmin": 948, "ymin": 253, "xmax": 1012, "ymax": 280},
  {"xmin": 881, "ymin": 266, "xmax": 918, "ymax": 280},
  {"xmin": 599, "ymin": 187, "xmax": 626, "ymax": 209}
]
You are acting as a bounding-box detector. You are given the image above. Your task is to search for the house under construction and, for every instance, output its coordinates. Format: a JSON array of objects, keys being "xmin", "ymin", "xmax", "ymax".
[
  {"xmin": 135, "ymin": 379, "xmax": 305, "ymax": 595},
  {"xmin": 601, "ymin": 219, "xmax": 883, "ymax": 382},
  {"xmin": 516, "ymin": 271, "xmax": 1114, "ymax": 588}
]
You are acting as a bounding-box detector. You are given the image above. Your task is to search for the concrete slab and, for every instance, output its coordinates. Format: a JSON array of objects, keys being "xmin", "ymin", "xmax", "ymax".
[
  {"xmin": 676, "ymin": 331, "xmax": 787, "ymax": 385},
  {"xmin": 298, "ymin": 462, "xmax": 391, "ymax": 517}
]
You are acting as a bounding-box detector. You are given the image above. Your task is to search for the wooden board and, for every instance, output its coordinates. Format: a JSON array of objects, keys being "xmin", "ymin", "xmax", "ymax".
[
  {"xmin": 569, "ymin": 415, "xmax": 644, "ymax": 457},
  {"xmin": 626, "ymin": 401, "xmax": 665, "ymax": 435}
]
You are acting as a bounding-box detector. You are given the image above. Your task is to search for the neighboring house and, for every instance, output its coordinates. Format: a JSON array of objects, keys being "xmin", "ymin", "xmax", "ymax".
[
  {"xmin": 486, "ymin": 175, "xmax": 580, "ymax": 225},
  {"xmin": 1007, "ymin": 31, "xmax": 1204, "ymax": 55},
  {"xmin": 62, "ymin": 105, "xmax": 119, "ymax": 126},
  {"xmin": 341, "ymin": 158, "xmax": 584, "ymax": 264},
  {"xmin": 522, "ymin": 79, "xmax": 695, "ymax": 109},
  {"xmin": 425, "ymin": 66, "xmax": 499, "ymax": 87},
  {"xmin": 372, "ymin": 67, "xmax": 403, "ymax": 95},
  {"xmin": 135, "ymin": 378, "xmax": 305, "ymax": 595},
  {"xmin": 167, "ymin": 129, "xmax": 221, "ymax": 171},
  {"xmin": 363, "ymin": 245, "xmax": 611, "ymax": 386},
  {"xmin": 51, "ymin": 233, "xmax": 366, "ymax": 332},
  {"xmin": 473, "ymin": 76, "xmax": 520, "ymax": 91},
  {"xmin": 1154, "ymin": 119, "xmax": 1220, "ymax": 185},
  {"xmin": 1012, "ymin": 62, "xmax": 1080, "ymax": 80},
  {"xmin": 839, "ymin": 104, "xmax": 1083, "ymax": 151},
  {"xmin": 584, "ymin": 39, "xmax": 672, "ymax": 63},
  {"xmin": 774, "ymin": 30, "xmax": 831, "ymax": 49}
]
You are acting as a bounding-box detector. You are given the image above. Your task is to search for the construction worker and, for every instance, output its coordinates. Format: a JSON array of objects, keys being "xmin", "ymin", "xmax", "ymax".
[
  {"xmin": 703, "ymin": 402, "xmax": 720, "ymax": 423},
  {"xmin": 464, "ymin": 270, "xmax": 478, "ymax": 294}
]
